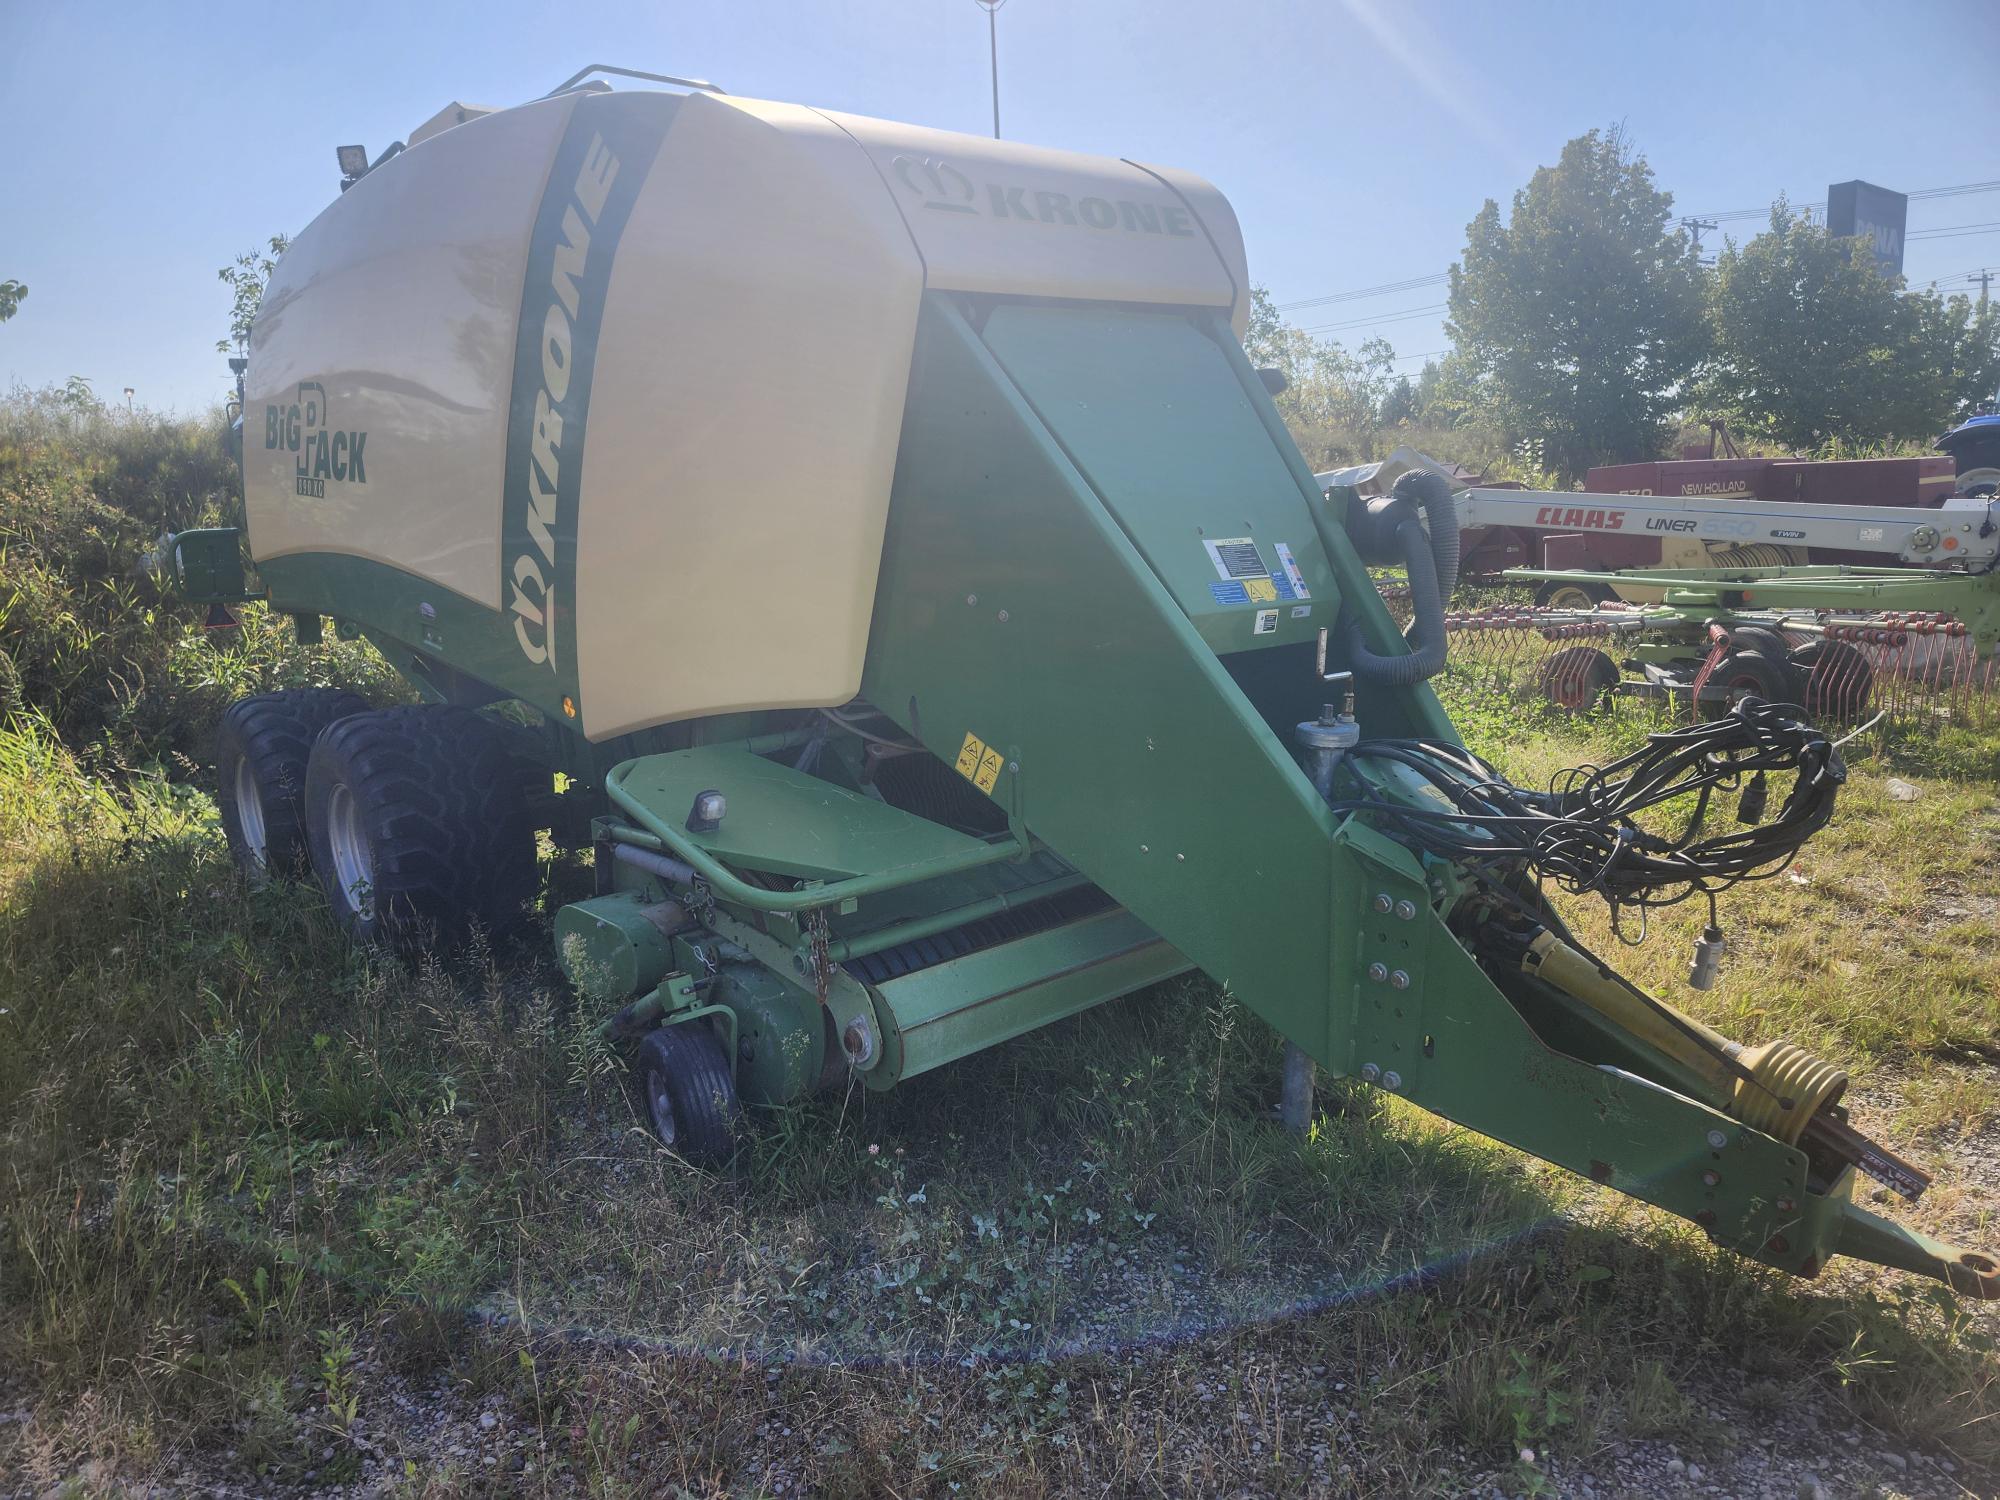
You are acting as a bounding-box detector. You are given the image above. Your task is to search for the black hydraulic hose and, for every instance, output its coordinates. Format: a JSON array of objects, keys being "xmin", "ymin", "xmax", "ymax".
[
  {"xmin": 1394, "ymin": 467, "xmax": 1460, "ymax": 602},
  {"xmin": 1347, "ymin": 515, "xmax": 1447, "ymax": 684},
  {"xmin": 1343, "ymin": 468, "xmax": 1460, "ymax": 686}
]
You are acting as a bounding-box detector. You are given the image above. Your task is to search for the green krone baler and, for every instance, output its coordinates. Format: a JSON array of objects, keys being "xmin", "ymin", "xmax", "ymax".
[{"xmin": 176, "ymin": 67, "xmax": 1997, "ymax": 1298}]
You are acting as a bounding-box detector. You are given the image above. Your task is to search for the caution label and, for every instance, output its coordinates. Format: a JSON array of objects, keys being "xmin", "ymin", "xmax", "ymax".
[
  {"xmin": 955, "ymin": 731, "xmax": 1006, "ymax": 795},
  {"xmin": 1203, "ymin": 537, "xmax": 1268, "ymax": 581}
]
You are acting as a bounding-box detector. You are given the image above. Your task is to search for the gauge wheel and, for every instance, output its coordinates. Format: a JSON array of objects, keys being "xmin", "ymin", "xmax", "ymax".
[
  {"xmin": 1790, "ymin": 638, "xmax": 1875, "ymax": 722},
  {"xmin": 1700, "ymin": 648, "xmax": 1795, "ymax": 720},
  {"xmin": 1534, "ymin": 579, "xmax": 1616, "ymax": 611},
  {"xmin": 636, "ymin": 1022, "xmax": 742, "ymax": 1165},
  {"xmin": 1538, "ymin": 646, "xmax": 1620, "ymax": 713},
  {"xmin": 216, "ymin": 689, "xmax": 369, "ymax": 878}
]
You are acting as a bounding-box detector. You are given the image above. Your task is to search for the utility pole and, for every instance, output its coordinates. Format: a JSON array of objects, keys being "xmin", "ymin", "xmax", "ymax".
[
  {"xmin": 1684, "ymin": 217, "xmax": 1719, "ymax": 267},
  {"xmin": 975, "ymin": 0, "xmax": 1007, "ymax": 139},
  {"xmin": 1971, "ymin": 268, "xmax": 1994, "ymax": 311}
]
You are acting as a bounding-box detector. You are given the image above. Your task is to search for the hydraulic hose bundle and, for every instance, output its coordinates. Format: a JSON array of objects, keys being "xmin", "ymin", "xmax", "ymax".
[
  {"xmin": 1323, "ymin": 700, "xmax": 1931, "ymax": 1200},
  {"xmin": 1330, "ymin": 695, "xmax": 1845, "ymax": 919}
]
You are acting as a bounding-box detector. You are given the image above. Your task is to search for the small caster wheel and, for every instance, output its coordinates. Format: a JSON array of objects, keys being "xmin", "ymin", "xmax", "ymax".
[{"xmin": 636, "ymin": 1023, "xmax": 742, "ymax": 1165}]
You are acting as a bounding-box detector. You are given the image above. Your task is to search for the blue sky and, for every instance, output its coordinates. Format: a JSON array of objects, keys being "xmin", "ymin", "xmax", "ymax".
[{"xmin": 3, "ymin": 0, "xmax": 1996, "ymax": 414}]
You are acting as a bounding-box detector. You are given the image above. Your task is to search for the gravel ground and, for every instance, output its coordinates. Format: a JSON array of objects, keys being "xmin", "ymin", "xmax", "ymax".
[{"xmin": 8, "ymin": 1341, "xmax": 1982, "ymax": 1499}]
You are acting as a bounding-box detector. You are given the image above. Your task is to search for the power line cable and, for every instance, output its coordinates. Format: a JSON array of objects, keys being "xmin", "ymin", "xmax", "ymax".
[
  {"xmin": 1276, "ymin": 179, "xmax": 2000, "ymax": 315},
  {"xmin": 1907, "ymin": 224, "xmax": 2000, "ymax": 242},
  {"xmin": 1297, "ymin": 302, "xmax": 1449, "ymax": 337},
  {"xmin": 1276, "ymin": 272, "xmax": 1449, "ymax": 313}
]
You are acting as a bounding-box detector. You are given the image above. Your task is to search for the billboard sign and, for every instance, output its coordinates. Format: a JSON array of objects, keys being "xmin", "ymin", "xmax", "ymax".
[{"xmin": 1826, "ymin": 180, "xmax": 1907, "ymax": 277}]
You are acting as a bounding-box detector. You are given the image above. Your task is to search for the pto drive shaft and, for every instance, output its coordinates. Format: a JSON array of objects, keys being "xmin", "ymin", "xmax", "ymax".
[{"xmin": 1520, "ymin": 929, "xmax": 1930, "ymax": 1200}]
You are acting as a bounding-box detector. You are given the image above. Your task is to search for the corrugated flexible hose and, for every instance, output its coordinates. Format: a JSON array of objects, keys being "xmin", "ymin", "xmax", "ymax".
[{"xmin": 1346, "ymin": 469, "xmax": 1461, "ymax": 685}]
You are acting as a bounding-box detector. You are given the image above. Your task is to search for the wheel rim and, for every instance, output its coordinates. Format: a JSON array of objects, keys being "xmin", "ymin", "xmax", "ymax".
[
  {"xmin": 1546, "ymin": 585, "xmax": 1597, "ymax": 611},
  {"xmin": 325, "ymin": 782, "xmax": 375, "ymax": 917},
  {"xmin": 1720, "ymin": 672, "xmax": 1768, "ymax": 709},
  {"xmin": 647, "ymin": 1071, "xmax": 678, "ymax": 1145},
  {"xmin": 234, "ymin": 759, "xmax": 269, "ymax": 865}
]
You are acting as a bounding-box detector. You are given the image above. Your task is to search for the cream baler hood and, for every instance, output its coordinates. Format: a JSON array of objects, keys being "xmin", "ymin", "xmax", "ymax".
[{"xmin": 244, "ymin": 88, "xmax": 1248, "ymax": 740}]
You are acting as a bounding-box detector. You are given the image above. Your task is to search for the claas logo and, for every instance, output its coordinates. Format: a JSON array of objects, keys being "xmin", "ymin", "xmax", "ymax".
[
  {"xmin": 265, "ymin": 381, "xmax": 367, "ymax": 498},
  {"xmin": 1532, "ymin": 504, "xmax": 1625, "ymax": 531}
]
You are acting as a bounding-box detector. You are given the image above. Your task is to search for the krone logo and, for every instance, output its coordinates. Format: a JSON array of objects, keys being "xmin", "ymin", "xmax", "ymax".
[
  {"xmin": 886, "ymin": 152, "xmax": 1198, "ymax": 238},
  {"xmin": 892, "ymin": 155, "xmax": 976, "ymax": 213}
]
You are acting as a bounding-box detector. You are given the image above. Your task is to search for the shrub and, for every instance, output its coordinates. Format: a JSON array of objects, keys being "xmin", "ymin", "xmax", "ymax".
[{"xmin": 0, "ymin": 382, "xmax": 399, "ymax": 771}]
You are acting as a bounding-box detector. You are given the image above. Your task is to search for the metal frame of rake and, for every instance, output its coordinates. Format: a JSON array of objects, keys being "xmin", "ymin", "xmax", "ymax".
[{"xmin": 1380, "ymin": 581, "xmax": 2000, "ymax": 734}]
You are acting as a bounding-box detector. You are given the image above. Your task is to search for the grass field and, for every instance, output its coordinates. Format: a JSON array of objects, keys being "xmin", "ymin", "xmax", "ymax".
[{"xmin": 2, "ymin": 398, "xmax": 1997, "ymax": 1496}]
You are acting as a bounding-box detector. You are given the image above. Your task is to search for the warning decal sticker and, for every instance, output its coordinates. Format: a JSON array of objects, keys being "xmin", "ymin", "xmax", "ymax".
[
  {"xmin": 1253, "ymin": 609, "xmax": 1279, "ymax": 635},
  {"xmin": 1274, "ymin": 542, "xmax": 1311, "ymax": 600},
  {"xmin": 955, "ymin": 731, "xmax": 1005, "ymax": 796},
  {"xmin": 1245, "ymin": 577, "xmax": 1279, "ymax": 604},
  {"xmin": 1204, "ymin": 537, "xmax": 1269, "ymax": 581}
]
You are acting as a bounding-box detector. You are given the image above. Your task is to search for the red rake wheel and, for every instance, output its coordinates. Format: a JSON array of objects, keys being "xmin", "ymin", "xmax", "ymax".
[
  {"xmin": 1538, "ymin": 646, "xmax": 1620, "ymax": 714},
  {"xmin": 1790, "ymin": 638, "xmax": 1875, "ymax": 722}
]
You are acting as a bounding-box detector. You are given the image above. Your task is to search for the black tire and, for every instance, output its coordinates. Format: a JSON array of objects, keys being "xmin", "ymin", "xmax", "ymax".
[
  {"xmin": 1538, "ymin": 646, "xmax": 1620, "ymax": 713},
  {"xmin": 1727, "ymin": 625, "xmax": 1795, "ymax": 670},
  {"xmin": 1535, "ymin": 579, "xmax": 1616, "ymax": 611},
  {"xmin": 1700, "ymin": 648, "xmax": 1795, "ymax": 720},
  {"xmin": 636, "ymin": 1022, "xmax": 742, "ymax": 1165},
  {"xmin": 303, "ymin": 705, "xmax": 538, "ymax": 953},
  {"xmin": 1790, "ymin": 638, "xmax": 1874, "ymax": 721},
  {"xmin": 217, "ymin": 689, "xmax": 369, "ymax": 878}
]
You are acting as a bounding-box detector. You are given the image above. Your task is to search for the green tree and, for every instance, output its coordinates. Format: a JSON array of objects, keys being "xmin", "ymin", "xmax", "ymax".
[
  {"xmin": 1700, "ymin": 202, "xmax": 1996, "ymax": 448},
  {"xmin": 1377, "ymin": 373, "xmax": 1418, "ymax": 427},
  {"xmin": 1243, "ymin": 288, "xmax": 1398, "ymax": 467},
  {"xmin": 216, "ymin": 236, "xmax": 289, "ymax": 356},
  {"xmin": 1411, "ymin": 351, "xmax": 1491, "ymax": 429},
  {"xmin": 1447, "ymin": 127, "xmax": 1708, "ymax": 481},
  {"xmin": 1912, "ymin": 289, "xmax": 2000, "ymax": 428},
  {"xmin": 0, "ymin": 279, "xmax": 25, "ymax": 324}
]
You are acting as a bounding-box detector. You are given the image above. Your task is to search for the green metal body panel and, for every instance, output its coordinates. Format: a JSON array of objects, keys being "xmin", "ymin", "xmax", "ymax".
[
  {"xmin": 1334, "ymin": 841, "xmax": 1848, "ymax": 1279},
  {"xmin": 613, "ymin": 743, "xmax": 991, "ymax": 881},
  {"xmin": 876, "ymin": 905, "xmax": 1184, "ymax": 1082},
  {"xmin": 261, "ymin": 552, "xmax": 575, "ymax": 722},
  {"xmin": 860, "ymin": 297, "xmax": 1440, "ymax": 1069},
  {"xmin": 977, "ymin": 306, "xmax": 1338, "ymax": 655},
  {"xmin": 167, "ymin": 527, "xmax": 263, "ymax": 604},
  {"xmin": 554, "ymin": 893, "xmax": 679, "ymax": 1005},
  {"xmin": 709, "ymin": 964, "xmax": 829, "ymax": 1107},
  {"xmin": 605, "ymin": 759, "xmax": 1033, "ymax": 914}
]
